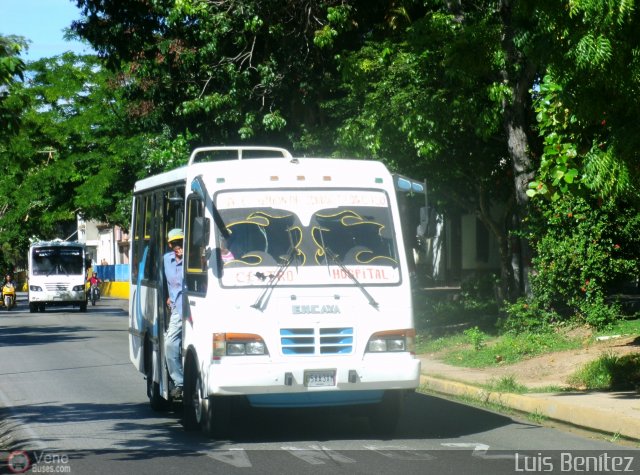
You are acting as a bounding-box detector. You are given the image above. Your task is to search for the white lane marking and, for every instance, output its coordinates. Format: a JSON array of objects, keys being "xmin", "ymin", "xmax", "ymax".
[
  {"xmin": 282, "ymin": 445, "xmax": 356, "ymax": 465},
  {"xmin": 442, "ymin": 442, "xmax": 515, "ymax": 460},
  {"xmin": 364, "ymin": 445, "xmax": 435, "ymax": 460},
  {"xmin": 205, "ymin": 448, "xmax": 252, "ymax": 467}
]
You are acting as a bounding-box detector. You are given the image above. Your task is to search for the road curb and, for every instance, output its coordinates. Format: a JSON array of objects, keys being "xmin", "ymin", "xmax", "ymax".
[{"xmin": 421, "ymin": 375, "xmax": 640, "ymax": 441}]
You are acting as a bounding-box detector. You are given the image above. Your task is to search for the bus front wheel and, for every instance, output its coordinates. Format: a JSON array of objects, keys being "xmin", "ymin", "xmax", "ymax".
[
  {"xmin": 368, "ymin": 390, "xmax": 404, "ymax": 437},
  {"xmin": 183, "ymin": 354, "xmax": 201, "ymax": 431},
  {"xmin": 183, "ymin": 356, "xmax": 230, "ymax": 438},
  {"xmin": 201, "ymin": 395, "xmax": 231, "ymax": 439}
]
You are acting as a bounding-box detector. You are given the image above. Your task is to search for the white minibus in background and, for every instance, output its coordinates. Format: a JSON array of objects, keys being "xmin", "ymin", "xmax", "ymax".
[
  {"xmin": 28, "ymin": 240, "xmax": 88, "ymax": 313},
  {"xmin": 129, "ymin": 146, "xmax": 423, "ymax": 437}
]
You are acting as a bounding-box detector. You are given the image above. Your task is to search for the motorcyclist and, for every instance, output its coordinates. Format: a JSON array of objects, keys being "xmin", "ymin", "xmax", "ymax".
[
  {"xmin": 2, "ymin": 274, "xmax": 15, "ymax": 291},
  {"xmin": 2, "ymin": 274, "xmax": 16, "ymax": 301},
  {"xmin": 89, "ymin": 272, "xmax": 101, "ymax": 287},
  {"xmin": 88, "ymin": 272, "xmax": 101, "ymax": 300}
]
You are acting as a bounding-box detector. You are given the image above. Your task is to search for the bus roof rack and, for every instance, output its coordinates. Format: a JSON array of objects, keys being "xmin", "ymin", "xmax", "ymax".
[{"xmin": 188, "ymin": 146, "xmax": 293, "ymax": 165}]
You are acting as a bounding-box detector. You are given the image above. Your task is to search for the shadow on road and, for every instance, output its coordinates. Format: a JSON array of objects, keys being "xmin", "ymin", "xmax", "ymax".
[{"xmin": 1, "ymin": 391, "xmax": 521, "ymax": 455}]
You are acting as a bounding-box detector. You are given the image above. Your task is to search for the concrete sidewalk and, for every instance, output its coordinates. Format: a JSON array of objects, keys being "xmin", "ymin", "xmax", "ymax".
[{"xmin": 419, "ymin": 355, "xmax": 640, "ymax": 442}]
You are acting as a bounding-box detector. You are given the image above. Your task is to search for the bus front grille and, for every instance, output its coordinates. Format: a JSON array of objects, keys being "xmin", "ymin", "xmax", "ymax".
[
  {"xmin": 280, "ymin": 327, "xmax": 353, "ymax": 355},
  {"xmin": 45, "ymin": 283, "xmax": 70, "ymax": 291}
]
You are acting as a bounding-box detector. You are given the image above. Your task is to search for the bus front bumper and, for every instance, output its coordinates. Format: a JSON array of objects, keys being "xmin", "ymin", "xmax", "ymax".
[{"xmin": 204, "ymin": 353, "xmax": 421, "ymax": 407}]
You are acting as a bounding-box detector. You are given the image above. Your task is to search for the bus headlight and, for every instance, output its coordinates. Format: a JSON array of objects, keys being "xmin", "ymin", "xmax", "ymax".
[
  {"xmin": 213, "ymin": 333, "xmax": 268, "ymax": 359},
  {"xmin": 30, "ymin": 285, "xmax": 43, "ymax": 292},
  {"xmin": 72, "ymin": 285, "xmax": 85, "ymax": 291},
  {"xmin": 366, "ymin": 329, "xmax": 415, "ymax": 354}
]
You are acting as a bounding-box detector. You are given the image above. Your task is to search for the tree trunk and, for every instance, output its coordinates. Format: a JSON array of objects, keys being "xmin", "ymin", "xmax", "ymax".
[{"xmin": 499, "ymin": 0, "xmax": 537, "ymax": 298}]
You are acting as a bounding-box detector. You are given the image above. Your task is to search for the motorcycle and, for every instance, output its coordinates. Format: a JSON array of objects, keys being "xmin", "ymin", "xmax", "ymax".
[
  {"xmin": 90, "ymin": 283, "xmax": 100, "ymax": 306},
  {"xmin": 1, "ymin": 284, "xmax": 16, "ymax": 310}
]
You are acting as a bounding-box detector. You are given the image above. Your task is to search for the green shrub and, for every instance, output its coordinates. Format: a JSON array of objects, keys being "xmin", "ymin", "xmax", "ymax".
[
  {"xmin": 577, "ymin": 293, "xmax": 621, "ymax": 330},
  {"xmin": 500, "ymin": 297, "xmax": 558, "ymax": 333},
  {"xmin": 463, "ymin": 326, "xmax": 486, "ymax": 350},
  {"xmin": 526, "ymin": 195, "xmax": 640, "ymax": 326}
]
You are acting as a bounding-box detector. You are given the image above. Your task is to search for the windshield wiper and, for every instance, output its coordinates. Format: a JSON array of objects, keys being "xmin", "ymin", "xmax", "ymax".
[
  {"xmin": 251, "ymin": 245, "xmax": 298, "ymax": 312},
  {"xmin": 323, "ymin": 246, "xmax": 379, "ymax": 310}
]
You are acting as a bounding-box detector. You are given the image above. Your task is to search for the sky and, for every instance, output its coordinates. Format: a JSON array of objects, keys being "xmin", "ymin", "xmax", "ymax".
[{"xmin": 0, "ymin": 0, "xmax": 94, "ymax": 62}]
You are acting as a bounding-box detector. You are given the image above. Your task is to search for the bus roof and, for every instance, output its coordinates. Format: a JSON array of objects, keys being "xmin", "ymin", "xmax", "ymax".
[
  {"xmin": 133, "ymin": 147, "xmax": 424, "ymax": 196},
  {"xmin": 30, "ymin": 240, "xmax": 85, "ymax": 248},
  {"xmin": 133, "ymin": 166, "xmax": 187, "ymax": 193},
  {"xmin": 187, "ymin": 157, "xmax": 395, "ymax": 191}
]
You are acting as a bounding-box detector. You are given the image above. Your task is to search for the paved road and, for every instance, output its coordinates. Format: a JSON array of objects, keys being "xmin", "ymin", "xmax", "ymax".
[{"xmin": 0, "ymin": 297, "xmax": 636, "ymax": 474}]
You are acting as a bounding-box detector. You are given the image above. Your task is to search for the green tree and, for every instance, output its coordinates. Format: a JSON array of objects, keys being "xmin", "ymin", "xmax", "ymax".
[
  {"xmin": 0, "ymin": 34, "xmax": 27, "ymax": 135},
  {"xmin": 64, "ymin": 0, "xmax": 640, "ymax": 313},
  {"xmin": 0, "ymin": 53, "xmax": 188, "ymax": 265},
  {"xmin": 516, "ymin": 1, "xmax": 640, "ymax": 325},
  {"xmin": 314, "ymin": 1, "xmax": 553, "ymax": 300},
  {"xmin": 71, "ymin": 0, "xmax": 385, "ymax": 145}
]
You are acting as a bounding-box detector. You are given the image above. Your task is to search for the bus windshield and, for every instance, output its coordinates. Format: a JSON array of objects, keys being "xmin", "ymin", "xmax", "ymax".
[
  {"xmin": 31, "ymin": 246, "xmax": 85, "ymax": 276},
  {"xmin": 216, "ymin": 189, "xmax": 401, "ymax": 286}
]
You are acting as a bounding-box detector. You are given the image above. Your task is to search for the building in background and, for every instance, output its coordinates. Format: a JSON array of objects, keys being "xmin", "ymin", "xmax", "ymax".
[{"xmin": 77, "ymin": 217, "xmax": 130, "ymax": 267}]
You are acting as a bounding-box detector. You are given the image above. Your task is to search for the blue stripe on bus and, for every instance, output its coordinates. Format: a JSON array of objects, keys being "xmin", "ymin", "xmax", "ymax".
[{"xmin": 247, "ymin": 390, "xmax": 384, "ymax": 408}]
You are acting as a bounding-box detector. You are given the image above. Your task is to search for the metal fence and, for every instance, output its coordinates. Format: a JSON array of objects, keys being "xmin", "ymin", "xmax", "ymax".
[{"xmin": 93, "ymin": 264, "xmax": 129, "ymax": 282}]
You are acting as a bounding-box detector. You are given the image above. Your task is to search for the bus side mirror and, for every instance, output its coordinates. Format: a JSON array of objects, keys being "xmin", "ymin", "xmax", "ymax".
[{"xmin": 192, "ymin": 217, "xmax": 210, "ymax": 247}]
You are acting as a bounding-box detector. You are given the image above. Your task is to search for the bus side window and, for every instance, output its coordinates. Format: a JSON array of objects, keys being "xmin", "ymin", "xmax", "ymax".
[
  {"xmin": 130, "ymin": 197, "xmax": 145, "ymax": 283},
  {"xmin": 144, "ymin": 194, "xmax": 160, "ymax": 282}
]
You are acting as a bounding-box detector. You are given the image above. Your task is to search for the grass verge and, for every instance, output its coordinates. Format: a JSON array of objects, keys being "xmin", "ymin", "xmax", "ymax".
[
  {"xmin": 421, "ymin": 328, "xmax": 581, "ymax": 368},
  {"xmin": 567, "ymin": 353, "xmax": 640, "ymax": 390},
  {"xmin": 483, "ymin": 375, "xmax": 528, "ymax": 394}
]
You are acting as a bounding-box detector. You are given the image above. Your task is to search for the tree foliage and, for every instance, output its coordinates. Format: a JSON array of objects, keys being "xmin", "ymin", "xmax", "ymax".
[
  {"xmin": 0, "ymin": 53, "xmax": 192, "ymax": 268},
  {"xmin": 70, "ymin": 0, "xmax": 390, "ymax": 146},
  {"xmin": 0, "ymin": 35, "xmax": 27, "ymax": 136},
  {"xmin": 0, "ymin": 0, "xmax": 639, "ymax": 317}
]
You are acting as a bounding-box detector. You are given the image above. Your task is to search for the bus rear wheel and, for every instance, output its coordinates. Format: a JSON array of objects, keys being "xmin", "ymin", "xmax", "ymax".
[{"xmin": 146, "ymin": 343, "xmax": 169, "ymax": 412}]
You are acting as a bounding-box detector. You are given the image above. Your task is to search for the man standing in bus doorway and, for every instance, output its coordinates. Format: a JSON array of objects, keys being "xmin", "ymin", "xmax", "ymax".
[{"xmin": 164, "ymin": 228, "xmax": 185, "ymax": 399}]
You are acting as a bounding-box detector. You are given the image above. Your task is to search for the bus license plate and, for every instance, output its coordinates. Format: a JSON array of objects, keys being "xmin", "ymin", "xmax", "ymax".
[{"xmin": 304, "ymin": 370, "xmax": 336, "ymax": 387}]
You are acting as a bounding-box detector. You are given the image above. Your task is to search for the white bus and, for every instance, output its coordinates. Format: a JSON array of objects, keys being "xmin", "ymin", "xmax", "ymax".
[
  {"xmin": 129, "ymin": 146, "xmax": 423, "ymax": 437},
  {"xmin": 28, "ymin": 240, "xmax": 88, "ymax": 313}
]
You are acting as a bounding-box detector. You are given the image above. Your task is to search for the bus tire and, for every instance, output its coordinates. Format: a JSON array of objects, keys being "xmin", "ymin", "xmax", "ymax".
[
  {"xmin": 29, "ymin": 303, "xmax": 37, "ymax": 313},
  {"xmin": 146, "ymin": 343, "xmax": 169, "ymax": 412},
  {"xmin": 79, "ymin": 302, "xmax": 87, "ymax": 312},
  {"xmin": 201, "ymin": 396, "xmax": 231, "ymax": 439},
  {"xmin": 368, "ymin": 390, "xmax": 403, "ymax": 437},
  {"xmin": 183, "ymin": 354, "xmax": 201, "ymax": 431}
]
